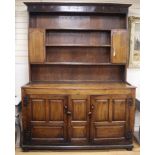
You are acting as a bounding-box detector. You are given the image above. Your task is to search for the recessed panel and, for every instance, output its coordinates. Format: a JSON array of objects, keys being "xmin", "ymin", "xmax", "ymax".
[
  {"xmin": 95, "ymin": 99, "xmax": 109, "ymax": 121},
  {"xmin": 32, "ymin": 99, "xmax": 46, "ymax": 121},
  {"xmin": 72, "ymin": 126, "xmax": 87, "ymax": 138},
  {"xmin": 111, "ymin": 30, "xmax": 128, "ymax": 63},
  {"xmin": 49, "ymin": 99, "xmax": 64, "ymax": 121},
  {"xmin": 29, "ymin": 28, "xmax": 45, "ymax": 63},
  {"xmin": 95, "ymin": 125, "xmax": 125, "ymax": 138},
  {"xmin": 32, "ymin": 127, "xmax": 64, "ymax": 138},
  {"xmin": 72, "ymin": 99, "xmax": 87, "ymax": 120},
  {"xmin": 113, "ymin": 99, "xmax": 126, "ymax": 121}
]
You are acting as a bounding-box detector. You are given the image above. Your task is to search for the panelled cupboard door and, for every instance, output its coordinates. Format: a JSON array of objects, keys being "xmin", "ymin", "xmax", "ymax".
[
  {"xmin": 29, "ymin": 28, "xmax": 45, "ymax": 63},
  {"xmin": 22, "ymin": 94, "xmax": 68, "ymax": 145},
  {"xmin": 90, "ymin": 95, "xmax": 133, "ymax": 144},
  {"xmin": 111, "ymin": 30, "xmax": 128, "ymax": 63},
  {"xmin": 68, "ymin": 95, "xmax": 90, "ymax": 144}
]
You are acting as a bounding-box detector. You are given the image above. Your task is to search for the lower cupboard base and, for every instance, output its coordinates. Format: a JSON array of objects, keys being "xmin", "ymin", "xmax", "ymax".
[{"xmin": 21, "ymin": 144, "xmax": 133, "ymax": 151}]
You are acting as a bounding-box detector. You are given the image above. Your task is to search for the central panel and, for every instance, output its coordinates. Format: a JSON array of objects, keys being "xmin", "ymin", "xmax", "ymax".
[{"xmin": 68, "ymin": 95, "xmax": 90, "ymax": 144}]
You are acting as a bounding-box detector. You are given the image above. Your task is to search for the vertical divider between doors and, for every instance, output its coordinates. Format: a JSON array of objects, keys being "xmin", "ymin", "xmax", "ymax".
[
  {"xmin": 87, "ymin": 96, "xmax": 91, "ymax": 143},
  {"xmin": 67, "ymin": 95, "xmax": 72, "ymax": 143},
  {"xmin": 64, "ymin": 96, "xmax": 68, "ymax": 142},
  {"xmin": 90, "ymin": 96, "xmax": 94, "ymax": 143}
]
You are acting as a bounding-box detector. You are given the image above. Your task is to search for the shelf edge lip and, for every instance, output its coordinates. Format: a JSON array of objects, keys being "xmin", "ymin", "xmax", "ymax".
[
  {"xmin": 45, "ymin": 44, "xmax": 111, "ymax": 47},
  {"xmin": 46, "ymin": 29, "xmax": 112, "ymax": 31},
  {"xmin": 21, "ymin": 81, "xmax": 136, "ymax": 89},
  {"xmin": 24, "ymin": 2, "xmax": 132, "ymax": 7},
  {"xmin": 30, "ymin": 62, "xmax": 126, "ymax": 65}
]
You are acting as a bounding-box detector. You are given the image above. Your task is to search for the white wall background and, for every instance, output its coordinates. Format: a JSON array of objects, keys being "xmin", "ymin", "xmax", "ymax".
[{"xmin": 15, "ymin": 0, "xmax": 140, "ymax": 100}]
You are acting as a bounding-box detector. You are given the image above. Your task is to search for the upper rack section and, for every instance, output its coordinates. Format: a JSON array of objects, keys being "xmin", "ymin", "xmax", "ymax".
[
  {"xmin": 29, "ymin": 14, "xmax": 127, "ymax": 30},
  {"xmin": 46, "ymin": 30, "xmax": 111, "ymax": 47}
]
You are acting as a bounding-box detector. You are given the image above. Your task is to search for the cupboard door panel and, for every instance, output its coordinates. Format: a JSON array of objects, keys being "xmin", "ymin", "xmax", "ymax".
[
  {"xmin": 95, "ymin": 125, "xmax": 125, "ymax": 138},
  {"xmin": 90, "ymin": 95, "xmax": 131, "ymax": 144},
  {"xmin": 29, "ymin": 28, "xmax": 45, "ymax": 63},
  {"xmin": 47, "ymin": 96, "xmax": 68, "ymax": 143},
  {"xmin": 68, "ymin": 95, "xmax": 90, "ymax": 144},
  {"xmin": 112, "ymin": 99, "xmax": 126, "ymax": 121},
  {"xmin": 49, "ymin": 99, "xmax": 64, "ymax": 121},
  {"xmin": 111, "ymin": 30, "xmax": 128, "ymax": 63},
  {"xmin": 31, "ymin": 99, "xmax": 46, "ymax": 121},
  {"xmin": 94, "ymin": 99, "xmax": 109, "ymax": 121},
  {"xmin": 28, "ymin": 95, "xmax": 68, "ymax": 144},
  {"xmin": 72, "ymin": 126, "xmax": 87, "ymax": 138},
  {"xmin": 72, "ymin": 99, "xmax": 87, "ymax": 120},
  {"xmin": 90, "ymin": 96, "xmax": 110, "ymax": 143},
  {"xmin": 32, "ymin": 126, "xmax": 64, "ymax": 138}
]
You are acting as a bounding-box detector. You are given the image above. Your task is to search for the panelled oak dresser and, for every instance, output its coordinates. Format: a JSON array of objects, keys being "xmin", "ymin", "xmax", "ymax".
[{"xmin": 21, "ymin": 2, "xmax": 136, "ymax": 151}]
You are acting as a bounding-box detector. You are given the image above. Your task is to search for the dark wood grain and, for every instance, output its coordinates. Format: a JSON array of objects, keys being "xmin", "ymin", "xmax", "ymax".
[
  {"xmin": 30, "ymin": 64, "xmax": 125, "ymax": 82},
  {"xmin": 46, "ymin": 31, "xmax": 110, "ymax": 46},
  {"xmin": 46, "ymin": 47, "xmax": 110, "ymax": 63},
  {"xmin": 68, "ymin": 95, "xmax": 90, "ymax": 144},
  {"xmin": 25, "ymin": 2, "xmax": 131, "ymax": 14},
  {"xmin": 21, "ymin": 2, "xmax": 135, "ymax": 150},
  {"xmin": 29, "ymin": 95, "xmax": 68, "ymax": 144},
  {"xmin": 30, "ymin": 14, "xmax": 126, "ymax": 30}
]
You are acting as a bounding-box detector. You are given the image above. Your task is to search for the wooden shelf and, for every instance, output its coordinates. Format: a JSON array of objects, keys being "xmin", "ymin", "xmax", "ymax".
[
  {"xmin": 46, "ymin": 44, "xmax": 111, "ymax": 47},
  {"xmin": 30, "ymin": 62, "xmax": 125, "ymax": 65},
  {"xmin": 45, "ymin": 62, "xmax": 111, "ymax": 65},
  {"xmin": 46, "ymin": 28, "xmax": 111, "ymax": 31}
]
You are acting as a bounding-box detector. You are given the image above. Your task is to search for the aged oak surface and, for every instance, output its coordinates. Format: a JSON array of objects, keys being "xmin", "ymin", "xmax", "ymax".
[{"xmin": 21, "ymin": 2, "xmax": 135, "ymax": 151}]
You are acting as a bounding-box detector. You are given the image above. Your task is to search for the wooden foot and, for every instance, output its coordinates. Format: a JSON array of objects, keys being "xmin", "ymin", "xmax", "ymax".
[
  {"xmin": 22, "ymin": 148, "xmax": 29, "ymax": 152},
  {"xmin": 126, "ymin": 148, "xmax": 133, "ymax": 151}
]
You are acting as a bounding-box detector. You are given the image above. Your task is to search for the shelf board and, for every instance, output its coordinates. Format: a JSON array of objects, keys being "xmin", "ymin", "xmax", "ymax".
[
  {"xmin": 46, "ymin": 44, "xmax": 111, "ymax": 47},
  {"xmin": 46, "ymin": 28, "xmax": 111, "ymax": 31},
  {"xmin": 28, "ymin": 80, "xmax": 125, "ymax": 84},
  {"xmin": 30, "ymin": 62, "xmax": 125, "ymax": 65},
  {"xmin": 45, "ymin": 62, "xmax": 111, "ymax": 65}
]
